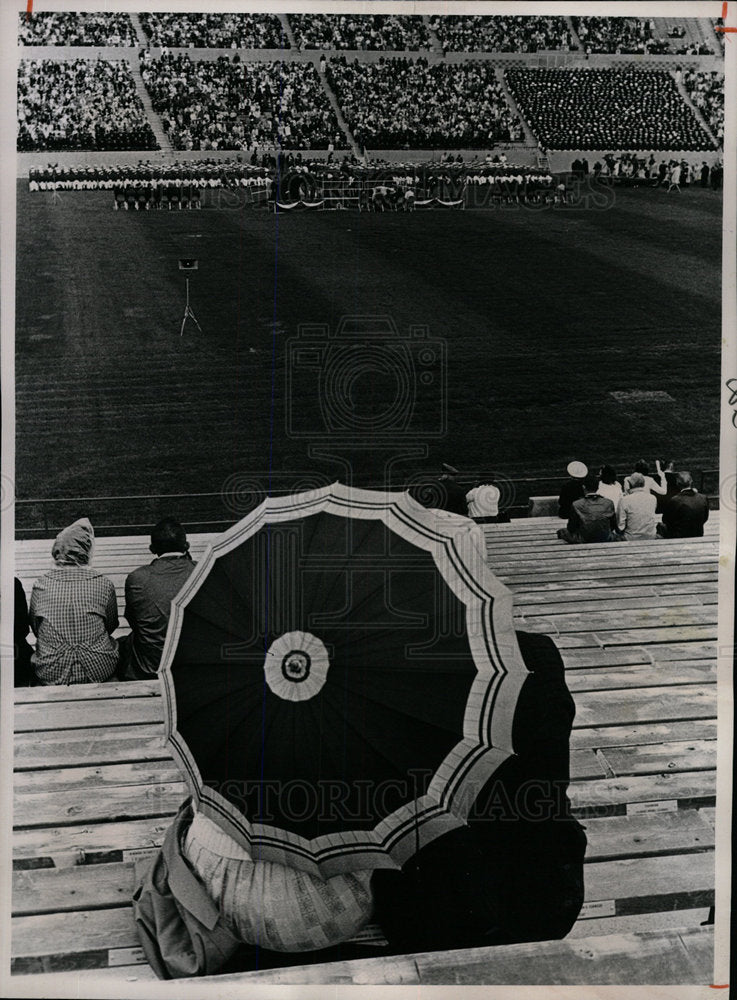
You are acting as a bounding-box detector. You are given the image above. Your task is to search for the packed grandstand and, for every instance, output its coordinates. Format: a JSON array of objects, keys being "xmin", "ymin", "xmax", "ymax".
[{"xmin": 17, "ymin": 11, "xmax": 724, "ymax": 194}]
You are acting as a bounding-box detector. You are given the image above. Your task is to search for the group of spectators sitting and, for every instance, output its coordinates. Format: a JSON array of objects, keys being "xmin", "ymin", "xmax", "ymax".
[
  {"xmin": 429, "ymin": 15, "xmax": 574, "ymax": 52},
  {"xmin": 290, "ymin": 14, "xmax": 430, "ymax": 50},
  {"xmin": 17, "ymin": 58, "xmax": 158, "ymax": 152},
  {"xmin": 18, "ymin": 11, "xmax": 137, "ymax": 46},
  {"xmin": 556, "ymin": 459, "xmax": 709, "ymax": 544},
  {"xmin": 681, "ymin": 70, "xmax": 724, "ymax": 145},
  {"xmin": 506, "ymin": 68, "xmax": 714, "ymax": 151},
  {"xmin": 138, "ymin": 13, "xmax": 285, "ymax": 49},
  {"xmin": 15, "ymin": 516, "xmax": 195, "ymax": 688},
  {"xmin": 328, "ymin": 58, "xmax": 524, "ymax": 149},
  {"xmin": 140, "ymin": 53, "xmax": 339, "ymax": 150}
]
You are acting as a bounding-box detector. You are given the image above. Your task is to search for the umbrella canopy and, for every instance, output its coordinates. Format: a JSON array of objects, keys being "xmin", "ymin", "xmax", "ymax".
[{"xmin": 160, "ymin": 483, "xmax": 529, "ymax": 877}]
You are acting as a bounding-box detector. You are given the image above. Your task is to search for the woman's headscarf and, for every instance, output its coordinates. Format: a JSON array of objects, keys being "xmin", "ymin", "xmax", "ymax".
[{"xmin": 51, "ymin": 517, "xmax": 94, "ymax": 566}]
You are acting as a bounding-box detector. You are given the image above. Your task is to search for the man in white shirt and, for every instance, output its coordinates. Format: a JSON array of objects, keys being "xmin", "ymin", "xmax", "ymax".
[
  {"xmin": 616, "ymin": 473, "xmax": 657, "ymax": 540},
  {"xmin": 465, "ymin": 482, "xmax": 503, "ymax": 523}
]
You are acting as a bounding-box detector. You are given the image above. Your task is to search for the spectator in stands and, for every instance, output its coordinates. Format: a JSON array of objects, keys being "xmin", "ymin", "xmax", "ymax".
[
  {"xmin": 624, "ymin": 459, "xmax": 666, "ymax": 498},
  {"xmin": 437, "ymin": 465, "xmax": 470, "ymax": 517},
  {"xmin": 557, "ymin": 471, "xmax": 616, "ymax": 544},
  {"xmin": 656, "ymin": 459, "xmax": 680, "ymax": 514},
  {"xmin": 465, "ymin": 481, "xmax": 510, "ymax": 524},
  {"xmin": 596, "ymin": 465, "xmax": 622, "ymax": 506},
  {"xmin": 656, "ymin": 472, "xmax": 709, "ymax": 538},
  {"xmin": 557, "ymin": 461, "xmax": 587, "ymax": 519},
  {"xmin": 29, "ymin": 518, "xmax": 119, "ymax": 685},
  {"xmin": 119, "ymin": 518, "xmax": 196, "ymax": 680},
  {"xmin": 615, "ymin": 472, "xmax": 657, "ymax": 540},
  {"xmin": 14, "ymin": 578, "xmax": 34, "ymax": 687}
]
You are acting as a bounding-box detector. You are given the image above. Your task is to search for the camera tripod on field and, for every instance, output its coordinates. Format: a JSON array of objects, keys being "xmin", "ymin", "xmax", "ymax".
[{"xmin": 178, "ymin": 259, "xmax": 203, "ymax": 336}]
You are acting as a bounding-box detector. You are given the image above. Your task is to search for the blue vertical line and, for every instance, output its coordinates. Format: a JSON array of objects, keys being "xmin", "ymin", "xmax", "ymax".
[{"xmin": 256, "ymin": 26, "xmax": 286, "ymax": 968}]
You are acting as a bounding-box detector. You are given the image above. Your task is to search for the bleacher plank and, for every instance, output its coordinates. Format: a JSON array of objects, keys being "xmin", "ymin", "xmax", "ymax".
[
  {"xmin": 13, "ymin": 863, "xmax": 135, "ymax": 916},
  {"xmin": 583, "ymin": 810, "xmax": 714, "ymax": 861},
  {"xmin": 13, "ymin": 817, "xmax": 171, "ymax": 865},
  {"xmin": 12, "ymin": 906, "xmax": 137, "ymax": 962},
  {"xmin": 514, "ymin": 593, "xmax": 716, "ymax": 615},
  {"xmin": 570, "ymin": 771, "xmax": 715, "ymax": 813},
  {"xmin": 14, "ymin": 761, "xmax": 182, "ymax": 796},
  {"xmin": 565, "ymin": 661, "xmax": 716, "ymax": 691},
  {"xmin": 567, "ymin": 908, "xmax": 712, "ymax": 938},
  {"xmin": 573, "ymin": 685, "xmax": 715, "ymax": 728},
  {"xmin": 181, "ymin": 928, "xmax": 715, "ymax": 985},
  {"xmin": 15, "ymin": 697, "xmax": 163, "ymax": 732},
  {"xmin": 14, "ymin": 680, "xmax": 159, "ymax": 703},
  {"xmin": 598, "ymin": 739, "xmax": 716, "ymax": 777},
  {"xmin": 14, "ymin": 724, "xmax": 166, "ymax": 770},
  {"xmin": 14, "ymin": 782, "xmax": 186, "ymax": 828},
  {"xmin": 571, "ymin": 718, "xmax": 717, "ymax": 750}
]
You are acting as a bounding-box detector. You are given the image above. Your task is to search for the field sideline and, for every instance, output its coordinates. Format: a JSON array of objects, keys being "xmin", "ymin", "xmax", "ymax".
[{"xmin": 15, "ymin": 182, "xmax": 722, "ymax": 526}]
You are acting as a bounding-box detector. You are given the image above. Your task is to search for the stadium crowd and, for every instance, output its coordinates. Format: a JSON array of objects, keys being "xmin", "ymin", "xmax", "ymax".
[
  {"xmin": 138, "ymin": 13, "xmax": 285, "ymax": 49},
  {"xmin": 289, "ymin": 14, "xmax": 430, "ymax": 50},
  {"xmin": 328, "ymin": 58, "xmax": 524, "ymax": 149},
  {"xmin": 140, "ymin": 53, "xmax": 339, "ymax": 150},
  {"xmin": 429, "ymin": 15, "xmax": 573, "ymax": 52},
  {"xmin": 17, "ymin": 58, "xmax": 158, "ymax": 152},
  {"xmin": 572, "ymin": 17, "xmax": 672, "ymax": 54},
  {"xmin": 572, "ymin": 151, "xmax": 722, "ymax": 189},
  {"xmin": 682, "ymin": 69, "xmax": 724, "ymax": 144},
  {"xmin": 506, "ymin": 68, "xmax": 714, "ymax": 150},
  {"xmin": 18, "ymin": 11, "xmax": 137, "ymax": 46}
]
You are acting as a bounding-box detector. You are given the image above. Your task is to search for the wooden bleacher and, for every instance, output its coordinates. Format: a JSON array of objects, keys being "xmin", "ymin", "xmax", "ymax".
[{"xmin": 12, "ymin": 514, "xmax": 720, "ymax": 984}]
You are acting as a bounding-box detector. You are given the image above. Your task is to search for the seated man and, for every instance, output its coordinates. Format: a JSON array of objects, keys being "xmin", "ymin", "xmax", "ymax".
[
  {"xmin": 656, "ymin": 471, "xmax": 709, "ymax": 538},
  {"xmin": 557, "ymin": 471, "xmax": 616, "ymax": 543},
  {"xmin": 30, "ymin": 518, "xmax": 119, "ymax": 685},
  {"xmin": 119, "ymin": 518, "xmax": 195, "ymax": 680},
  {"xmin": 557, "ymin": 461, "xmax": 587, "ymax": 518},
  {"xmin": 465, "ymin": 481, "xmax": 509, "ymax": 524},
  {"xmin": 616, "ymin": 471, "xmax": 657, "ymax": 540}
]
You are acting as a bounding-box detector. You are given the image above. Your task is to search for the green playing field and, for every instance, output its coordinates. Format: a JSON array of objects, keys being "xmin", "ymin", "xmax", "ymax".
[{"xmin": 15, "ymin": 181, "xmax": 722, "ymax": 530}]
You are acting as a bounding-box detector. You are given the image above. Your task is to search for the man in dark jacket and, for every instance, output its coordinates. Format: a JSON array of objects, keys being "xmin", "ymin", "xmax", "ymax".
[
  {"xmin": 557, "ymin": 461, "xmax": 587, "ymax": 519},
  {"xmin": 557, "ymin": 471, "xmax": 616, "ymax": 543},
  {"xmin": 657, "ymin": 472, "xmax": 710, "ymax": 538},
  {"xmin": 119, "ymin": 518, "xmax": 196, "ymax": 679}
]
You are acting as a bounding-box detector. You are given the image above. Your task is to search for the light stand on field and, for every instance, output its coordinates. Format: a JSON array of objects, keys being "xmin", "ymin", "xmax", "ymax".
[{"xmin": 178, "ymin": 258, "xmax": 203, "ymax": 336}]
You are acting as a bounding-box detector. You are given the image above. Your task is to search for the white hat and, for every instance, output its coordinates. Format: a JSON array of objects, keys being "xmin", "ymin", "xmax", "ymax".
[{"xmin": 566, "ymin": 461, "xmax": 588, "ymax": 479}]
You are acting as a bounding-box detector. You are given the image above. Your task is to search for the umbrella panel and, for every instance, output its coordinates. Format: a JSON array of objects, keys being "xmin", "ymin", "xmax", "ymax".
[{"xmin": 170, "ymin": 513, "xmax": 480, "ymax": 841}]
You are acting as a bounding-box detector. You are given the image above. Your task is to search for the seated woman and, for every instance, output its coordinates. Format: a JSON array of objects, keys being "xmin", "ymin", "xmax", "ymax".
[
  {"xmin": 134, "ymin": 627, "xmax": 584, "ymax": 975},
  {"xmin": 29, "ymin": 517, "xmax": 119, "ymax": 685}
]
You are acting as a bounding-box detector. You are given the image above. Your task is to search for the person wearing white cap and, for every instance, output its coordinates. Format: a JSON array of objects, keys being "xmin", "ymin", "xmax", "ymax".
[{"xmin": 558, "ymin": 461, "xmax": 587, "ymax": 519}]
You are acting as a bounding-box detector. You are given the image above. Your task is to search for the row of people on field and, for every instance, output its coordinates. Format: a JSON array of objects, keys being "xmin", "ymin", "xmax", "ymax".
[{"xmin": 556, "ymin": 460, "xmax": 709, "ymax": 544}]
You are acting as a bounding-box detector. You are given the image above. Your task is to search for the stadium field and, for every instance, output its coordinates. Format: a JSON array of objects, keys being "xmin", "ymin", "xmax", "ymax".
[{"xmin": 15, "ymin": 181, "xmax": 722, "ymax": 528}]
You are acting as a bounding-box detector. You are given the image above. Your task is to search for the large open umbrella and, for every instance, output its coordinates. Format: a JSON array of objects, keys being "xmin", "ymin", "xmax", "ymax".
[{"xmin": 159, "ymin": 483, "xmax": 529, "ymax": 877}]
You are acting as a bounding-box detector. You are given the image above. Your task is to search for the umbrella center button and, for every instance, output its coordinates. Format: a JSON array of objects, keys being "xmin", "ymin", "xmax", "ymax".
[
  {"xmin": 282, "ymin": 651, "xmax": 311, "ymax": 682},
  {"xmin": 264, "ymin": 631, "xmax": 330, "ymax": 702}
]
